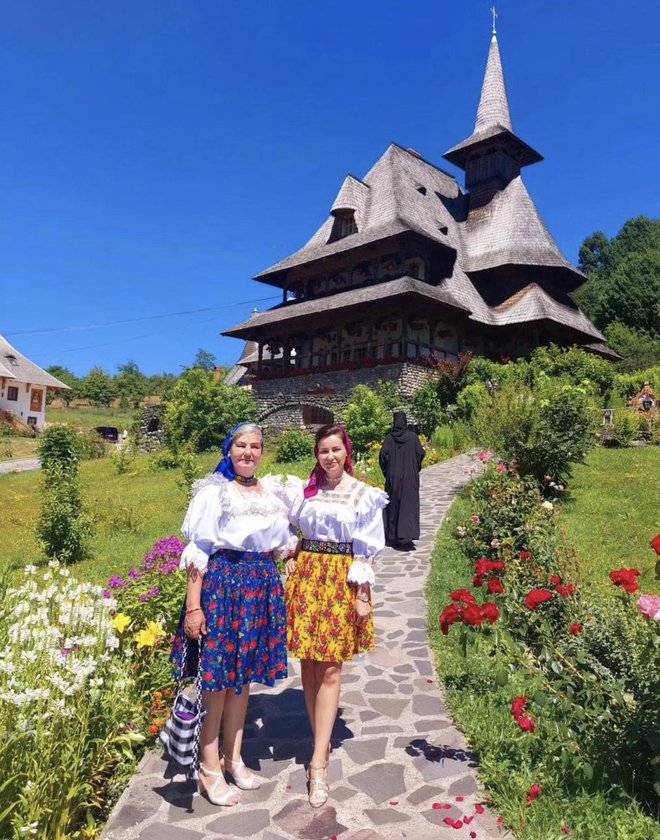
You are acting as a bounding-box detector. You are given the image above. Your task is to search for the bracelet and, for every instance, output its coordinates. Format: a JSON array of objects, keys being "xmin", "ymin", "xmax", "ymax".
[{"xmin": 185, "ymin": 607, "xmax": 202, "ymax": 614}]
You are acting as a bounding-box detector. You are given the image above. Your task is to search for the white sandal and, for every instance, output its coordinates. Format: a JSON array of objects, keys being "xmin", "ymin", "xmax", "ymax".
[
  {"xmin": 222, "ymin": 757, "xmax": 262, "ymax": 791},
  {"xmin": 197, "ymin": 764, "xmax": 240, "ymax": 806},
  {"xmin": 307, "ymin": 762, "xmax": 329, "ymax": 808}
]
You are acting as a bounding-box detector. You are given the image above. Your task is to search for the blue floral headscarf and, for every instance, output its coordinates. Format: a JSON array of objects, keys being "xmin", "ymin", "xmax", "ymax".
[{"xmin": 214, "ymin": 422, "xmax": 264, "ymax": 480}]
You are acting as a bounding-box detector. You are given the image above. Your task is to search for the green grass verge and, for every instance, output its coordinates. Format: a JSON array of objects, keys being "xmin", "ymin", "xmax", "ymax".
[
  {"xmin": 1, "ymin": 435, "xmax": 39, "ymax": 460},
  {"xmin": 559, "ymin": 447, "xmax": 660, "ymax": 596},
  {"xmin": 0, "ymin": 450, "xmax": 315, "ymax": 585},
  {"xmin": 46, "ymin": 405, "xmax": 136, "ymax": 430},
  {"xmin": 427, "ymin": 497, "xmax": 660, "ymax": 840}
]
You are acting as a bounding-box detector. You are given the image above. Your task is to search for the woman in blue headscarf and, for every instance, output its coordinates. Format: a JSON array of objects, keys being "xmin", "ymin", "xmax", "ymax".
[{"xmin": 169, "ymin": 422, "xmax": 301, "ymax": 806}]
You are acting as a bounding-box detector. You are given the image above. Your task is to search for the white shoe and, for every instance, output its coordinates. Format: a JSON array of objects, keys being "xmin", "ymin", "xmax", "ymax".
[
  {"xmin": 197, "ymin": 764, "xmax": 240, "ymax": 806},
  {"xmin": 222, "ymin": 757, "xmax": 262, "ymax": 791}
]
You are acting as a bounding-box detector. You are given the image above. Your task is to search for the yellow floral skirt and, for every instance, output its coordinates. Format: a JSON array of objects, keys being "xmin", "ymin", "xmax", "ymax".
[{"xmin": 285, "ymin": 550, "xmax": 375, "ymax": 662}]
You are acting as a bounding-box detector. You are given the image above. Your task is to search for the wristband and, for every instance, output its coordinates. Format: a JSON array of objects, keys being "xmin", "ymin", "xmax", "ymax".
[{"xmin": 186, "ymin": 607, "xmax": 202, "ymax": 614}]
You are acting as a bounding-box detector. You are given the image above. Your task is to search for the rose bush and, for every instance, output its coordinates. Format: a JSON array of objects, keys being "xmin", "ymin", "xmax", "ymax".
[{"xmin": 443, "ymin": 462, "xmax": 660, "ymax": 818}]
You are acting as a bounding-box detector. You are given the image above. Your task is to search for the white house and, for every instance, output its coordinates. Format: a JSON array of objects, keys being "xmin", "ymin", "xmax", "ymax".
[{"xmin": 0, "ymin": 334, "xmax": 70, "ymax": 431}]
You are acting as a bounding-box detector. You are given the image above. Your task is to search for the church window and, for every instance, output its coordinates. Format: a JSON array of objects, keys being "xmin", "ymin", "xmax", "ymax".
[
  {"xmin": 416, "ymin": 186, "xmax": 427, "ymax": 195},
  {"xmin": 7, "ymin": 386, "xmax": 18, "ymax": 401},
  {"xmin": 329, "ymin": 210, "xmax": 357, "ymax": 242}
]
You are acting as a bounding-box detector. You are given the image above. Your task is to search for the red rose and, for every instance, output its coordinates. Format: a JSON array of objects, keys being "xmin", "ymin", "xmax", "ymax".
[
  {"xmin": 474, "ymin": 558, "xmax": 491, "ymax": 576},
  {"xmin": 651, "ymin": 534, "xmax": 660, "ymax": 555},
  {"xmin": 481, "ymin": 602, "xmax": 500, "ymax": 624},
  {"xmin": 550, "ymin": 575, "xmax": 562, "ymax": 585},
  {"xmin": 450, "ymin": 589, "xmax": 476, "ymax": 604},
  {"xmin": 462, "ymin": 604, "xmax": 484, "ymax": 626},
  {"xmin": 526, "ymin": 783, "xmax": 541, "ymax": 804},
  {"xmin": 490, "ymin": 560, "xmax": 505, "ymax": 572},
  {"xmin": 511, "ymin": 696, "xmax": 527, "ymax": 719},
  {"xmin": 473, "ymin": 573, "xmax": 485, "ymax": 588},
  {"xmin": 556, "ymin": 583, "xmax": 576, "ymax": 598},
  {"xmin": 487, "ymin": 578, "xmax": 505, "ymax": 595},
  {"xmin": 609, "ymin": 568, "xmax": 641, "ymax": 594},
  {"xmin": 517, "ymin": 716, "xmax": 536, "ymax": 733},
  {"xmin": 520, "ymin": 551, "xmax": 532, "ymax": 560},
  {"xmin": 569, "ymin": 623, "xmax": 582, "ymax": 635},
  {"xmin": 440, "ymin": 604, "xmax": 463, "ymax": 635},
  {"xmin": 525, "ymin": 589, "xmax": 554, "ymax": 610}
]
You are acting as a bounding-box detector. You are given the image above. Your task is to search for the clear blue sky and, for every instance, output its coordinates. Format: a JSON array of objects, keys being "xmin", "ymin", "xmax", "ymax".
[{"xmin": 1, "ymin": 0, "xmax": 658, "ymax": 376}]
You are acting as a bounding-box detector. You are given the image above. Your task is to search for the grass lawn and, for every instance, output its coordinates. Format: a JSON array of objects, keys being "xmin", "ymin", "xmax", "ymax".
[
  {"xmin": 1, "ymin": 451, "xmax": 315, "ymax": 586},
  {"xmin": 1, "ymin": 435, "xmax": 39, "ymax": 461},
  {"xmin": 559, "ymin": 447, "xmax": 660, "ymax": 595},
  {"xmin": 47, "ymin": 404, "xmax": 136, "ymax": 431}
]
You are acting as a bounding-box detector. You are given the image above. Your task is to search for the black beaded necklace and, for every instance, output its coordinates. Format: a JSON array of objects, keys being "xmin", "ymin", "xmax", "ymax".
[{"xmin": 234, "ymin": 474, "xmax": 259, "ymax": 487}]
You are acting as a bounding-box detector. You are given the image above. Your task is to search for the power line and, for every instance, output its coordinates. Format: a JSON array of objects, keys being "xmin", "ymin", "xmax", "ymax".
[{"xmin": 4, "ymin": 295, "xmax": 279, "ymax": 338}]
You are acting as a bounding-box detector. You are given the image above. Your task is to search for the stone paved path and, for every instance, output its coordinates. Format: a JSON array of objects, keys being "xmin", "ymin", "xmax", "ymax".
[
  {"xmin": 0, "ymin": 457, "xmax": 40, "ymax": 474},
  {"xmin": 103, "ymin": 452, "xmax": 509, "ymax": 840}
]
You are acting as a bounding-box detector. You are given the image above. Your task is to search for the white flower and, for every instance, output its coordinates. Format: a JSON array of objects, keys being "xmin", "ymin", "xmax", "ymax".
[
  {"xmin": 48, "ymin": 560, "xmax": 60, "ymax": 569},
  {"xmin": 24, "ymin": 565, "xmax": 37, "ymax": 575},
  {"xmin": 541, "ymin": 500, "xmax": 554, "ymax": 510}
]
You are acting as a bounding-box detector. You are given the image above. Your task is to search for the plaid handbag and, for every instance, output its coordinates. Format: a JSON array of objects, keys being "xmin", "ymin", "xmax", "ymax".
[{"xmin": 159, "ymin": 637, "xmax": 205, "ymax": 773}]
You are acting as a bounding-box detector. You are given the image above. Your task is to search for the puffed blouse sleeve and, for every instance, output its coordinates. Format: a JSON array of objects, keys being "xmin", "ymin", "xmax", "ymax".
[
  {"xmin": 260, "ymin": 473, "xmax": 304, "ymax": 555},
  {"xmin": 347, "ymin": 486, "xmax": 389, "ymax": 587},
  {"xmin": 179, "ymin": 483, "xmax": 222, "ymax": 575}
]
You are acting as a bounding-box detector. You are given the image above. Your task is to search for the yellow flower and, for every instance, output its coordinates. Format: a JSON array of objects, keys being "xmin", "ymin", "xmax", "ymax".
[
  {"xmin": 134, "ymin": 621, "xmax": 166, "ymax": 650},
  {"xmin": 112, "ymin": 613, "xmax": 132, "ymax": 634}
]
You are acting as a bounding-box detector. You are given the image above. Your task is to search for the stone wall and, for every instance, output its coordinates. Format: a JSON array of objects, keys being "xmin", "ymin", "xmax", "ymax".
[
  {"xmin": 134, "ymin": 405, "xmax": 166, "ymax": 453},
  {"xmin": 254, "ymin": 362, "xmax": 437, "ymax": 430}
]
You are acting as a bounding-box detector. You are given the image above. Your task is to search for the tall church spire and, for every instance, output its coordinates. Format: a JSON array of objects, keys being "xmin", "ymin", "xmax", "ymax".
[
  {"xmin": 444, "ymin": 22, "xmax": 542, "ymax": 182},
  {"xmin": 474, "ymin": 32, "xmax": 512, "ymax": 133}
]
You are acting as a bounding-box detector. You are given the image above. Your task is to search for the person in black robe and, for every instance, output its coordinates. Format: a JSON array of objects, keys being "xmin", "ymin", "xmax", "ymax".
[{"xmin": 379, "ymin": 411, "xmax": 425, "ymax": 549}]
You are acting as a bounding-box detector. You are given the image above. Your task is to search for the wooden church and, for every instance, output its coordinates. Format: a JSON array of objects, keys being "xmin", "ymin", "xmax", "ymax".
[{"xmin": 224, "ymin": 26, "xmax": 615, "ymax": 429}]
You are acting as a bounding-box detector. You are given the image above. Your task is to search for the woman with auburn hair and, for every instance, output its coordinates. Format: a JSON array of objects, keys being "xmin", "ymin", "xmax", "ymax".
[
  {"xmin": 285, "ymin": 423, "xmax": 388, "ymax": 808},
  {"xmin": 169, "ymin": 422, "xmax": 300, "ymax": 807}
]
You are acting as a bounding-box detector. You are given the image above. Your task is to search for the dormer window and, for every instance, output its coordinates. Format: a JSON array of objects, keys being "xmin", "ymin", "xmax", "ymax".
[
  {"xmin": 5, "ymin": 355, "xmax": 18, "ymax": 366},
  {"xmin": 329, "ymin": 210, "xmax": 357, "ymax": 242}
]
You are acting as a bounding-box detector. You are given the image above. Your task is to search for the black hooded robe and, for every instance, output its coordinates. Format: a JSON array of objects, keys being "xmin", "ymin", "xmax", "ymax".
[{"xmin": 379, "ymin": 412, "xmax": 425, "ymax": 545}]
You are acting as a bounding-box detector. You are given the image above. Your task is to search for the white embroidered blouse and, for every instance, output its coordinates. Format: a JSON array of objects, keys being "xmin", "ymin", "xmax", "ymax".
[
  {"xmin": 178, "ymin": 473, "xmax": 301, "ymax": 574},
  {"xmin": 291, "ymin": 479, "xmax": 388, "ymax": 587}
]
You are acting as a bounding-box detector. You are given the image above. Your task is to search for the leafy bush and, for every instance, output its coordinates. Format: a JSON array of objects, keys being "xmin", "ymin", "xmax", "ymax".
[
  {"xmin": 612, "ymin": 366, "xmax": 660, "ymax": 403},
  {"xmin": 529, "ymin": 345, "xmax": 615, "ymax": 403},
  {"xmin": 611, "ymin": 410, "xmax": 639, "ymax": 446},
  {"xmin": 456, "ymin": 381, "xmax": 490, "ymax": 422},
  {"xmin": 343, "ymin": 384, "xmax": 391, "ymax": 455},
  {"xmin": 473, "ymin": 379, "xmax": 598, "ymax": 485},
  {"xmin": 37, "ymin": 426, "xmax": 82, "ymax": 473},
  {"xmin": 148, "ymin": 447, "xmax": 180, "ymax": 471},
  {"xmin": 275, "ymin": 430, "xmax": 314, "ymax": 462},
  {"xmin": 438, "ymin": 465, "xmax": 660, "ymax": 822},
  {"xmin": 410, "ymin": 381, "xmax": 444, "ymax": 437},
  {"xmin": 164, "ymin": 368, "xmax": 257, "ymax": 453},
  {"xmin": 112, "ymin": 445, "xmax": 137, "ymax": 475},
  {"xmin": 431, "ymin": 424, "xmax": 454, "ymax": 450},
  {"xmin": 176, "ymin": 446, "xmax": 203, "ymax": 498},
  {"xmin": 78, "ymin": 429, "xmax": 110, "ymax": 460}
]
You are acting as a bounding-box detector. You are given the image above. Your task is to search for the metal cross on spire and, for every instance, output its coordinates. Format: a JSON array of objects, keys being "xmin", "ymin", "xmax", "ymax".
[{"xmin": 490, "ymin": 5, "xmax": 498, "ymax": 35}]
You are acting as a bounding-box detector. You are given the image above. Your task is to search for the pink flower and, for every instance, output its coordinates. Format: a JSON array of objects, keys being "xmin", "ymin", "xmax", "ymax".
[
  {"xmin": 478, "ymin": 450, "xmax": 493, "ymax": 462},
  {"xmin": 490, "ymin": 538, "xmax": 501, "ymax": 549},
  {"xmin": 496, "ymin": 462, "xmax": 506, "ymax": 473},
  {"xmin": 470, "ymin": 515, "xmax": 480, "ymax": 523},
  {"xmin": 526, "ymin": 783, "xmax": 541, "ymax": 804},
  {"xmin": 637, "ymin": 594, "xmax": 660, "ymax": 621}
]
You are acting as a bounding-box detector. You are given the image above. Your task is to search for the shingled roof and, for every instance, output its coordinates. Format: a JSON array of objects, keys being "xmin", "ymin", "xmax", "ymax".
[{"xmin": 0, "ymin": 335, "xmax": 70, "ymax": 389}]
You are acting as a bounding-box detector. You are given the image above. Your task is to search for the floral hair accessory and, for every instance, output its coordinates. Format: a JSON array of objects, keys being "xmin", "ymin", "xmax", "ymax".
[{"xmin": 214, "ymin": 422, "xmax": 263, "ymax": 481}]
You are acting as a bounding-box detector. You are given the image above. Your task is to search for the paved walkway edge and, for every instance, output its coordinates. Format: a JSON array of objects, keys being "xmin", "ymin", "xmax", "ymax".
[{"xmin": 103, "ymin": 452, "xmax": 510, "ymax": 840}]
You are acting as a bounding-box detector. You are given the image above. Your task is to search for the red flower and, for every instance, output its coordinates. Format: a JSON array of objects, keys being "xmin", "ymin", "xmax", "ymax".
[
  {"xmin": 481, "ymin": 602, "xmax": 500, "ymax": 624},
  {"xmin": 443, "ymin": 818, "xmax": 464, "ymax": 829},
  {"xmin": 473, "ymin": 573, "xmax": 485, "ymax": 588},
  {"xmin": 556, "ymin": 583, "xmax": 576, "ymax": 598},
  {"xmin": 517, "ymin": 716, "xmax": 536, "ymax": 733},
  {"xmin": 609, "ymin": 568, "xmax": 641, "ymax": 594},
  {"xmin": 520, "ymin": 550, "xmax": 532, "ymax": 560},
  {"xmin": 475, "ymin": 558, "xmax": 505, "ymax": 576},
  {"xmin": 525, "ymin": 589, "xmax": 554, "ymax": 610},
  {"xmin": 450, "ymin": 589, "xmax": 476, "ymax": 604},
  {"xmin": 487, "ymin": 578, "xmax": 505, "ymax": 594},
  {"xmin": 561, "ymin": 827, "xmax": 572, "ymax": 835},
  {"xmin": 511, "ymin": 696, "xmax": 528, "ymax": 719},
  {"xmin": 569, "ymin": 623, "xmax": 582, "ymax": 635},
  {"xmin": 550, "ymin": 575, "xmax": 562, "ymax": 585},
  {"xmin": 651, "ymin": 534, "xmax": 660, "ymax": 555},
  {"xmin": 462, "ymin": 604, "xmax": 485, "ymax": 626},
  {"xmin": 526, "ymin": 783, "xmax": 541, "ymax": 804},
  {"xmin": 440, "ymin": 604, "xmax": 463, "ymax": 635}
]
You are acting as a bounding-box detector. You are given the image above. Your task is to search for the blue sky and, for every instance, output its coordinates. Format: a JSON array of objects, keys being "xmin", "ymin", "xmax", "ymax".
[{"xmin": 1, "ymin": 0, "xmax": 658, "ymax": 376}]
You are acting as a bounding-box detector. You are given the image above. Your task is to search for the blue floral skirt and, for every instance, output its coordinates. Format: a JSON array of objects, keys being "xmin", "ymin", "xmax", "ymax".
[{"xmin": 170, "ymin": 548, "xmax": 287, "ymax": 693}]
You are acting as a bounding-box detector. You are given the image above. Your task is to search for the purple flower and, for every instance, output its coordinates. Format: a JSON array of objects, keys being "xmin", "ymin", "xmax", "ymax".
[
  {"xmin": 149, "ymin": 587, "xmax": 160, "ymax": 597},
  {"xmin": 108, "ymin": 576, "xmax": 127, "ymax": 589},
  {"xmin": 139, "ymin": 594, "xmax": 149, "ymax": 603},
  {"xmin": 127, "ymin": 568, "xmax": 142, "ymax": 580}
]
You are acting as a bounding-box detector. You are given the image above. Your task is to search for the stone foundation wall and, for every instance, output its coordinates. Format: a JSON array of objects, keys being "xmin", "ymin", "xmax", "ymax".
[
  {"xmin": 254, "ymin": 363, "xmax": 437, "ymax": 431},
  {"xmin": 134, "ymin": 405, "xmax": 166, "ymax": 453}
]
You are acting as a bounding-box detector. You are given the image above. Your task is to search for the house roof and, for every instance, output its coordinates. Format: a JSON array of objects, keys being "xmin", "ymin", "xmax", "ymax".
[
  {"xmin": 0, "ymin": 334, "xmax": 71, "ymax": 389},
  {"xmin": 224, "ymin": 275, "xmax": 470, "ymax": 339}
]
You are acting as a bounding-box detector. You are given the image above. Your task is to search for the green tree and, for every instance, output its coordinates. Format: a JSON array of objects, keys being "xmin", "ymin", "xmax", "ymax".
[
  {"xmin": 164, "ymin": 368, "xmax": 256, "ymax": 453},
  {"xmin": 45, "ymin": 365, "xmax": 79, "ymax": 405},
  {"xmin": 147, "ymin": 372, "xmax": 178, "ymax": 398},
  {"xmin": 191, "ymin": 348, "xmax": 217, "ymax": 371},
  {"xmin": 578, "ymin": 230, "xmax": 610, "ymax": 274},
  {"xmin": 604, "ymin": 322, "xmax": 660, "ymax": 372},
  {"xmin": 342, "ymin": 384, "xmax": 391, "ymax": 455},
  {"xmin": 115, "ymin": 360, "xmax": 148, "ymax": 409},
  {"xmin": 410, "ymin": 381, "xmax": 444, "ymax": 437},
  {"xmin": 82, "ymin": 367, "xmax": 116, "ymax": 406},
  {"xmin": 597, "ymin": 250, "xmax": 660, "ymax": 335}
]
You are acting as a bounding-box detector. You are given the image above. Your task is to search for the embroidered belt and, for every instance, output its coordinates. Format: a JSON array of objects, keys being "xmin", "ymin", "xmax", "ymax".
[
  {"xmin": 209, "ymin": 548, "xmax": 275, "ymax": 563},
  {"xmin": 301, "ymin": 539, "xmax": 353, "ymax": 555}
]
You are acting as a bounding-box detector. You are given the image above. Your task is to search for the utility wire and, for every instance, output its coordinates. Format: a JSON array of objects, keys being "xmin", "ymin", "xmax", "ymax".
[{"xmin": 4, "ymin": 295, "xmax": 280, "ymax": 338}]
